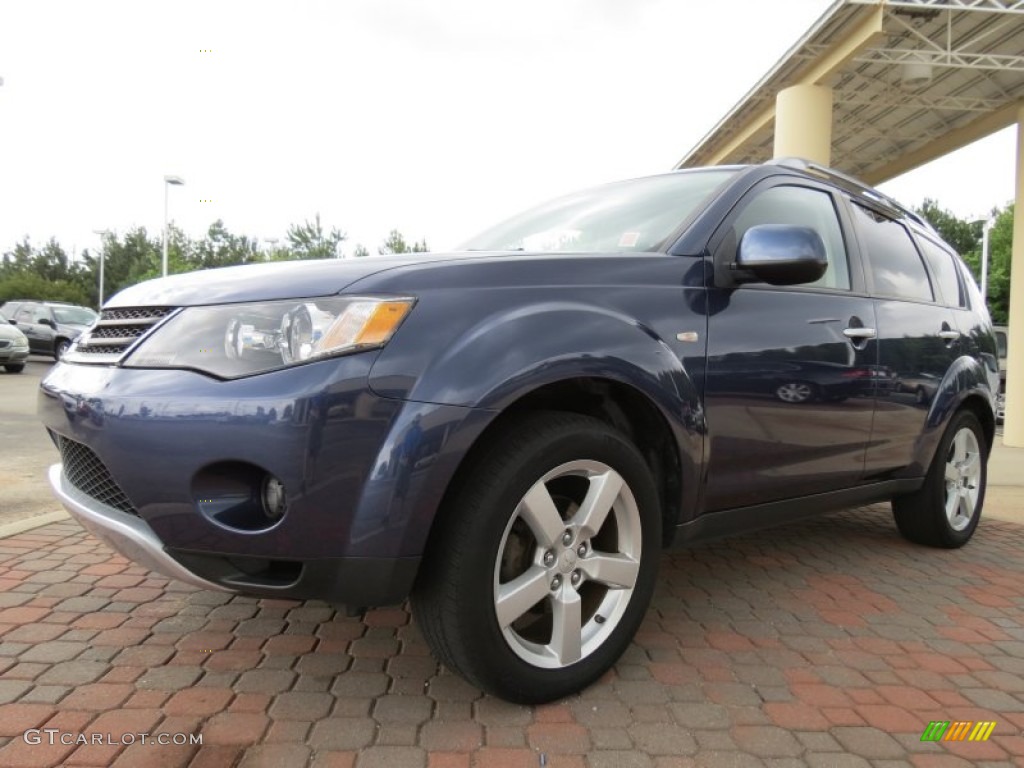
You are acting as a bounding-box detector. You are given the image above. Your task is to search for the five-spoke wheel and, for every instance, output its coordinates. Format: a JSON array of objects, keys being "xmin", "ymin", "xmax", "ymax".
[
  {"xmin": 412, "ymin": 412, "xmax": 660, "ymax": 703},
  {"xmin": 893, "ymin": 410, "xmax": 987, "ymax": 548},
  {"xmin": 494, "ymin": 460, "xmax": 642, "ymax": 669}
]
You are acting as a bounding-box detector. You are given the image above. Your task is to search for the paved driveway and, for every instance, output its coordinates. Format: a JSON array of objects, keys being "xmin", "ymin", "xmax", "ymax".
[{"xmin": 2, "ymin": 503, "xmax": 1023, "ymax": 767}]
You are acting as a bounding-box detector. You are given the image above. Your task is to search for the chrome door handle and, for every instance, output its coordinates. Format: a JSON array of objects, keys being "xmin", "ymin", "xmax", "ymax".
[
  {"xmin": 843, "ymin": 327, "xmax": 877, "ymax": 340},
  {"xmin": 938, "ymin": 330, "xmax": 961, "ymax": 341}
]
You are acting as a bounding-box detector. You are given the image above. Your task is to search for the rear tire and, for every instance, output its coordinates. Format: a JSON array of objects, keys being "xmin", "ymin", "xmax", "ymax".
[
  {"xmin": 3, "ymin": 364, "xmax": 24, "ymax": 373},
  {"xmin": 892, "ymin": 410, "xmax": 987, "ymax": 548},
  {"xmin": 411, "ymin": 412, "xmax": 661, "ymax": 703}
]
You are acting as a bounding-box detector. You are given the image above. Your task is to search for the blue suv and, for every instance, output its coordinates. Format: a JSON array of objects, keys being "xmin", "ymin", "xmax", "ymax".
[{"xmin": 41, "ymin": 159, "xmax": 998, "ymax": 702}]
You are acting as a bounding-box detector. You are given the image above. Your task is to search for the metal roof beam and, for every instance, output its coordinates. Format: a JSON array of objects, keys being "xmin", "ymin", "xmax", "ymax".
[
  {"xmin": 862, "ymin": 99, "xmax": 1024, "ymax": 183},
  {"xmin": 847, "ymin": 0, "xmax": 1024, "ymax": 14},
  {"xmin": 850, "ymin": 46, "xmax": 1024, "ymax": 70},
  {"xmin": 835, "ymin": 88, "xmax": 1005, "ymax": 111}
]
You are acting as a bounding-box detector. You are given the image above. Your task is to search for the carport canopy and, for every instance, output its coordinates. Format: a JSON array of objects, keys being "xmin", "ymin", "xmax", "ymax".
[{"xmin": 676, "ymin": 0, "xmax": 1024, "ymax": 447}]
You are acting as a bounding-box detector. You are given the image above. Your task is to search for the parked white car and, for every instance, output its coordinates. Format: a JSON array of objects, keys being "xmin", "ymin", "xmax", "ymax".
[{"xmin": 994, "ymin": 324, "xmax": 1008, "ymax": 423}]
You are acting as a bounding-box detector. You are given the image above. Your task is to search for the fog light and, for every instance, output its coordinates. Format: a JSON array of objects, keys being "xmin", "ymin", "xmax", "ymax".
[{"xmin": 261, "ymin": 475, "xmax": 287, "ymax": 520}]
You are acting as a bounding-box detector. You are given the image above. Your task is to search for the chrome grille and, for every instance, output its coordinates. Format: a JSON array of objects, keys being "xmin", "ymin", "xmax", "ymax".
[
  {"xmin": 53, "ymin": 433, "xmax": 138, "ymax": 516},
  {"xmin": 0, "ymin": 340, "xmax": 9, "ymax": 349},
  {"xmin": 66, "ymin": 306, "xmax": 176, "ymax": 364}
]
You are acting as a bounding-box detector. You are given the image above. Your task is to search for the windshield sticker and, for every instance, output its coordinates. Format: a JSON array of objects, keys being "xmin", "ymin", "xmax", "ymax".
[
  {"xmin": 618, "ymin": 232, "xmax": 641, "ymax": 248},
  {"xmin": 521, "ymin": 229, "xmax": 582, "ymax": 251}
]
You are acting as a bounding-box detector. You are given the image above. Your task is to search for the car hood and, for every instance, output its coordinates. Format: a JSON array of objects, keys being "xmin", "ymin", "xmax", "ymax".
[
  {"xmin": 105, "ymin": 254, "xmax": 490, "ymax": 308},
  {"xmin": 0, "ymin": 323, "xmax": 27, "ymax": 342}
]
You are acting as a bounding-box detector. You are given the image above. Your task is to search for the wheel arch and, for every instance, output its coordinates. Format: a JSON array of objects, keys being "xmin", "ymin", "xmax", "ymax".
[
  {"xmin": 420, "ymin": 377, "xmax": 689, "ymax": 559},
  {"xmin": 909, "ymin": 356, "xmax": 997, "ymax": 476}
]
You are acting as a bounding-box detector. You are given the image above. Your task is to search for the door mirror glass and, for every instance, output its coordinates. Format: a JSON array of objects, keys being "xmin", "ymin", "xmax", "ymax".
[{"xmin": 736, "ymin": 225, "xmax": 828, "ymax": 286}]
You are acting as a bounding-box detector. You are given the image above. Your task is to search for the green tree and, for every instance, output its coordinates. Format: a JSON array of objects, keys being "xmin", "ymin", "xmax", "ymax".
[
  {"xmin": 915, "ymin": 199, "xmax": 1012, "ymax": 324},
  {"xmin": 191, "ymin": 220, "xmax": 259, "ymax": 269},
  {"xmin": 378, "ymin": 229, "xmax": 428, "ymax": 255},
  {"xmin": 83, "ymin": 227, "xmax": 164, "ymax": 302},
  {"xmin": 0, "ymin": 239, "xmax": 34, "ymax": 275},
  {"xmin": 286, "ymin": 214, "xmax": 346, "ymax": 260},
  {"xmin": 916, "ymin": 199, "xmax": 982, "ymax": 261},
  {"xmin": 984, "ymin": 205, "xmax": 1013, "ymax": 325},
  {"xmin": 0, "ymin": 271, "xmax": 89, "ymax": 305},
  {"xmin": 351, "ymin": 243, "xmax": 370, "ymax": 258}
]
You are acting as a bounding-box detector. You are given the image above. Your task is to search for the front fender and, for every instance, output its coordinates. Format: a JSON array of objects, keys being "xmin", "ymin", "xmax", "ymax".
[
  {"xmin": 363, "ymin": 302, "xmax": 706, "ymax": 556},
  {"xmin": 371, "ymin": 301, "xmax": 701, "ymax": 414}
]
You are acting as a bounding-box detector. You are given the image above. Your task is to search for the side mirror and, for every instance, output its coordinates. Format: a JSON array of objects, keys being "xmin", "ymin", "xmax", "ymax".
[
  {"xmin": 735, "ymin": 225, "xmax": 828, "ymax": 286},
  {"xmin": 7, "ymin": 318, "xmax": 16, "ymax": 325},
  {"xmin": 39, "ymin": 318, "xmax": 56, "ymax": 328}
]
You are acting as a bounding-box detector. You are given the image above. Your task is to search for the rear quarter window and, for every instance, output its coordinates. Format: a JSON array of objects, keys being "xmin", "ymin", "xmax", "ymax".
[{"xmin": 916, "ymin": 236, "xmax": 965, "ymax": 308}]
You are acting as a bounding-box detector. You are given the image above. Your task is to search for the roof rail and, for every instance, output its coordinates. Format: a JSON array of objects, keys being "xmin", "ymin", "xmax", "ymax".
[{"xmin": 765, "ymin": 157, "xmax": 936, "ymax": 234}]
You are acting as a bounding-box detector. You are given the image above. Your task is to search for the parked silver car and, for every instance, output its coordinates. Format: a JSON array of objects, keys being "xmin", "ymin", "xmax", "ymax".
[
  {"xmin": 1, "ymin": 301, "xmax": 97, "ymax": 360},
  {"xmin": 0, "ymin": 321, "xmax": 30, "ymax": 372}
]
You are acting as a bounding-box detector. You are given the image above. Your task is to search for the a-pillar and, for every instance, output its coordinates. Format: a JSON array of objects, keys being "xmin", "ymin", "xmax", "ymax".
[
  {"xmin": 773, "ymin": 84, "xmax": 833, "ymax": 166},
  {"xmin": 1004, "ymin": 107, "xmax": 1024, "ymax": 446}
]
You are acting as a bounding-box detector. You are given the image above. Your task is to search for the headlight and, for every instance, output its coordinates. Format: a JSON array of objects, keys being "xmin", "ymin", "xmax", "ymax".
[{"xmin": 125, "ymin": 296, "xmax": 414, "ymax": 379}]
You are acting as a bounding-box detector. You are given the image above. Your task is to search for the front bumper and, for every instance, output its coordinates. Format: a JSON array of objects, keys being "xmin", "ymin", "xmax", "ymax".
[
  {"xmin": 49, "ymin": 463, "xmax": 227, "ymax": 592},
  {"xmin": 49, "ymin": 462, "xmax": 421, "ymax": 604},
  {"xmin": 39, "ymin": 357, "xmax": 487, "ymax": 605},
  {"xmin": 0, "ymin": 346, "xmax": 29, "ymax": 364}
]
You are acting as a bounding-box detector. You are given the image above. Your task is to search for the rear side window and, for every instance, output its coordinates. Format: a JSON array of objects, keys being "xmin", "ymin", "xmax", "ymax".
[
  {"xmin": 852, "ymin": 203, "xmax": 933, "ymax": 302},
  {"xmin": 732, "ymin": 186, "xmax": 851, "ymax": 290},
  {"xmin": 917, "ymin": 236, "xmax": 965, "ymax": 307}
]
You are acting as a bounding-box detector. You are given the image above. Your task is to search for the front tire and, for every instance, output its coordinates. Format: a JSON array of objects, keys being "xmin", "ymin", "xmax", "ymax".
[
  {"xmin": 892, "ymin": 410, "xmax": 987, "ymax": 548},
  {"xmin": 54, "ymin": 338, "xmax": 71, "ymax": 360},
  {"xmin": 4, "ymin": 364, "xmax": 24, "ymax": 373},
  {"xmin": 412, "ymin": 412, "xmax": 661, "ymax": 703}
]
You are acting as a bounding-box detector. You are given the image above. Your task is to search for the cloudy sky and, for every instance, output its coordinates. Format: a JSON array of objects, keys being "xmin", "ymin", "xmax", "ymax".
[{"xmin": 0, "ymin": 0, "xmax": 1016, "ymax": 259}]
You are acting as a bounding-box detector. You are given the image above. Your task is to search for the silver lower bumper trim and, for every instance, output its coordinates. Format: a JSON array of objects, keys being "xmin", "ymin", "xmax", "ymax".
[{"xmin": 48, "ymin": 463, "xmax": 231, "ymax": 593}]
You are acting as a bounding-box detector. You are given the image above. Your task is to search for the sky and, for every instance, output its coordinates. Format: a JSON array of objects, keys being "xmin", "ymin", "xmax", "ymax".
[{"xmin": 0, "ymin": 0, "xmax": 1017, "ymax": 261}]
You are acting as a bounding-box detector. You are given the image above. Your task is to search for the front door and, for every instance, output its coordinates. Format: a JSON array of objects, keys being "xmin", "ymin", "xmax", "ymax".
[{"xmin": 701, "ymin": 183, "xmax": 877, "ymax": 511}]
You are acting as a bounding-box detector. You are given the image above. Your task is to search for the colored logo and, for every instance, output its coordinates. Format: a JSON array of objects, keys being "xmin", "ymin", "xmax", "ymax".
[{"xmin": 921, "ymin": 721, "xmax": 996, "ymax": 742}]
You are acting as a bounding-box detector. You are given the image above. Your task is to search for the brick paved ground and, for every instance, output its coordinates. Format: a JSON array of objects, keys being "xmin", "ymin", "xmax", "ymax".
[{"xmin": 2, "ymin": 505, "xmax": 1024, "ymax": 767}]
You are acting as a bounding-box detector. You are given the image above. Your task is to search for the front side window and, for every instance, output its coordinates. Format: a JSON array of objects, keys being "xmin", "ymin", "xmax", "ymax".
[
  {"xmin": 732, "ymin": 185, "xmax": 851, "ymax": 290},
  {"xmin": 459, "ymin": 170, "xmax": 736, "ymax": 253},
  {"xmin": 852, "ymin": 204, "xmax": 933, "ymax": 302}
]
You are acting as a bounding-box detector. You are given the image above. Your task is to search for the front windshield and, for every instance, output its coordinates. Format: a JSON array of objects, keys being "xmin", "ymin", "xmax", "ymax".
[
  {"xmin": 53, "ymin": 307, "xmax": 97, "ymax": 326},
  {"xmin": 460, "ymin": 169, "xmax": 736, "ymax": 253}
]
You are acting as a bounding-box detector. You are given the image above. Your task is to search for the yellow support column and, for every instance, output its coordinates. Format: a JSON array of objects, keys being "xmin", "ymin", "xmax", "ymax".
[
  {"xmin": 773, "ymin": 85, "xmax": 833, "ymax": 166},
  {"xmin": 1005, "ymin": 107, "xmax": 1024, "ymax": 447}
]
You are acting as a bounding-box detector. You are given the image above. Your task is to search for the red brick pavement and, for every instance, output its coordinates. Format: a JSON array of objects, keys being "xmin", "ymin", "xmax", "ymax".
[{"xmin": 1, "ymin": 506, "xmax": 1024, "ymax": 766}]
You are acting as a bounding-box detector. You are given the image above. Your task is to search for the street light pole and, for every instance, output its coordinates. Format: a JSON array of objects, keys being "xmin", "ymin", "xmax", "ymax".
[
  {"xmin": 162, "ymin": 175, "xmax": 185, "ymax": 277},
  {"xmin": 93, "ymin": 229, "xmax": 111, "ymax": 308},
  {"xmin": 981, "ymin": 217, "xmax": 996, "ymax": 308}
]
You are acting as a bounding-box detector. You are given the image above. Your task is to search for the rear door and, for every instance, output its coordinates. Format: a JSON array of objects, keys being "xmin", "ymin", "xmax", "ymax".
[
  {"xmin": 848, "ymin": 203, "xmax": 961, "ymax": 478},
  {"xmin": 701, "ymin": 181, "xmax": 877, "ymax": 511}
]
